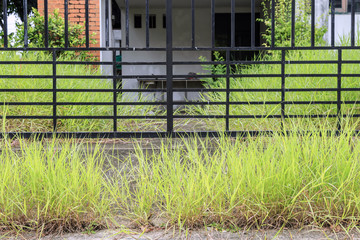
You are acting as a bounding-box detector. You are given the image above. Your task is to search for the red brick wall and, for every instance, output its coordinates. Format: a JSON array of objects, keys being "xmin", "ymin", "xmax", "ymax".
[{"xmin": 37, "ymin": 0, "xmax": 101, "ymax": 58}]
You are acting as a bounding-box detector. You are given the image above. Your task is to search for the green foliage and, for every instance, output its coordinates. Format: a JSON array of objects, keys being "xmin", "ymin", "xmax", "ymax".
[
  {"xmin": 258, "ymin": 0, "xmax": 327, "ymax": 47},
  {"xmin": 13, "ymin": 8, "xmax": 97, "ymax": 60},
  {"xmin": 0, "ymin": 0, "xmax": 37, "ymax": 31},
  {"xmin": 199, "ymin": 51, "xmax": 226, "ymax": 88},
  {"xmin": 0, "ymin": 31, "xmax": 14, "ymax": 47}
]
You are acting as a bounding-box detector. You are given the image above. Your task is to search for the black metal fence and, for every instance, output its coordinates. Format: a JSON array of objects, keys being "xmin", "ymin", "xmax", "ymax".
[{"xmin": 1, "ymin": 0, "xmax": 360, "ymax": 138}]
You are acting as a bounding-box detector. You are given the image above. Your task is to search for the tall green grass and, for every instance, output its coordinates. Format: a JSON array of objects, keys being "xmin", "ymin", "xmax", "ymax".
[
  {"xmin": 114, "ymin": 125, "xmax": 360, "ymax": 231},
  {"xmin": 2, "ymin": 127, "xmax": 360, "ymax": 234},
  {"xmin": 0, "ymin": 138, "xmax": 113, "ymax": 233},
  {"xmin": 0, "ymin": 51, "xmax": 164, "ymax": 132},
  {"xmin": 193, "ymin": 46, "xmax": 360, "ymax": 131}
]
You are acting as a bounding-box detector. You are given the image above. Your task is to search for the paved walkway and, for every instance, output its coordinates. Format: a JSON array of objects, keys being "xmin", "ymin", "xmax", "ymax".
[{"xmin": 2, "ymin": 228, "xmax": 360, "ymax": 240}]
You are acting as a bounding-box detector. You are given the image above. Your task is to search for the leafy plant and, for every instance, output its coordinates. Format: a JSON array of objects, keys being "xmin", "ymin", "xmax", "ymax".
[
  {"xmin": 0, "ymin": 0, "xmax": 36, "ymax": 32},
  {"xmin": 199, "ymin": 51, "xmax": 226, "ymax": 88},
  {"xmin": 0, "ymin": 31, "xmax": 14, "ymax": 47},
  {"xmin": 13, "ymin": 8, "xmax": 97, "ymax": 60},
  {"xmin": 258, "ymin": 0, "xmax": 327, "ymax": 47}
]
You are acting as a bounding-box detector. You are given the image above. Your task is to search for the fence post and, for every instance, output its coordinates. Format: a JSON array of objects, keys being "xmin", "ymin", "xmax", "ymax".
[
  {"xmin": 64, "ymin": 0, "xmax": 68, "ymax": 48},
  {"xmin": 113, "ymin": 50, "xmax": 118, "ymax": 133},
  {"xmin": 52, "ymin": 50, "xmax": 57, "ymax": 132},
  {"xmin": 85, "ymin": 0, "xmax": 89, "ymax": 48},
  {"xmin": 291, "ymin": 0, "xmax": 295, "ymax": 47},
  {"xmin": 337, "ymin": 49, "xmax": 342, "ymax": 133},
  {"xmin": 226, "ymin": 50, "xmax": 230, "ymax": 132},
  {"xmin": 351, "ymin": 0, "xmax": 355, "ymax": 46},
  {"xmin": 281, "ymin": 50, "xmax": 286, "ymax": 131},
  {"xmin": 44, "ymin": 0, "xmax": 49, "ymax": 48},
  {"xmin": 23, "ymin": 0, "xmax": 28, "ymax": 48},
  {"xmin": 166, "ymin": 0, "xmax": 173, "ymax": 136},
  {"xmin": 105, "ymin": 0, "xmax": 109, "ymax": 48},
  {"xmin": 3, "ymin": 0, "xmax": 8, "ymax": 48},
  {"xmin": 311, "ymin": 0, "xmax": 315, "ymax": 47}
]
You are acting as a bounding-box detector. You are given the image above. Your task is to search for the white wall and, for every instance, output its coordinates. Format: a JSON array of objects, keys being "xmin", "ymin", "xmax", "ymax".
[
  {"xmin": 315, "ymin": 0, "xmax": 330, "ymax": 27},
  {"xmin": 326, "ymin": 14, "xmax": 360, "ymax": 44},
  {"xmin": 121, "ymin": 7, "xmax": 213, "ymax": 101},
  {"xmin": 100, "ymin": 0, "xmax": 114, "ymax": 76},
  {"xmin": 316, "ymin": 0, "xmax": 360, "ymax": 45}
]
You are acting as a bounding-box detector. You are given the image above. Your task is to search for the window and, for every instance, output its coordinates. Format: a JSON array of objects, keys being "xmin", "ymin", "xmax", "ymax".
[
  {"xmin": 112, "ymin": 0, "xmax": 121, "ymax": 29},
  {"xmin": 331, "ymin": 0, "xmax": 360, "ymax": 12},
  {"xmin": 347, "ymin": 0, "xmax": 360, "ymax": 12},
  {"xmin": 134, "ymin": 14, "xmax": 142, "ymax": 28},
  {"xmin": 149, "ymin": 15, "xmax": 156, "ymax": 28},
  {"xmin": 163, "ymin": 15, "xmax": 166, "ymax": 28}
]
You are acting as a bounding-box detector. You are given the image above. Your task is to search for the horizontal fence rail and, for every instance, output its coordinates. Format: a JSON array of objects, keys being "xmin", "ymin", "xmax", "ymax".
[{"xmin": 0, "ymin": 0, "xmax": 360, "ymax": 138}]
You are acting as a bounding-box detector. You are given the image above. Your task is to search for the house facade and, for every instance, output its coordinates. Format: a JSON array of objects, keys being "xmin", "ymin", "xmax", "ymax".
[{"xmin": 115, "ymin": 0, "xmax": 264, "ymax": 101}]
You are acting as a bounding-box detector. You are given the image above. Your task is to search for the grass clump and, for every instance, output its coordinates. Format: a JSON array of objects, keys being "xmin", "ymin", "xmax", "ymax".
[
  {"xmin": 0, "ymin": 138, "xmax": 113, "ymax": 234},
  {"xmin": 114, "ymin": 125, "xmax": 360, "ymax": 231},
  {"xmin": 2, "ymin": 127, "xmax": 360, "ymax": 235}
]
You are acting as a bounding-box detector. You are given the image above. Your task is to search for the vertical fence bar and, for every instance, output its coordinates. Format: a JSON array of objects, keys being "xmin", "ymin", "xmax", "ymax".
[
  {"xmin": 337, "ymin": 49, "xmax": 342, "ymax": 132},
  {"xmin": 52, "ymin": 50, "xmax": 57, "ymax": 131},
  {"xmin": 23, "ymin": 0, "xmax": 28, "ymax": 48},
  {"xmin": 231, "ymin": 0, "xmax": 235, "ymax": 48},
  {"xmin": 113, "ymin": 50, "xmax": 118, "ymax": 132},
  {"xmin": 331, "ymin": 0, "xmax": 335, "ymax": 47},
  {"xmin": 44, "ymin": 0, "xmax": 49, "ymax": 48},
  {"xmin": 105, "ymin": 0, "xmax": 109, "ymax": 48},
  {"xmin": 291, "ymin": 0, "xmax": 295, "ymax": 47},
  {"xmin": 85, "ymin": 0, "xmax": 89, "ymax": 48},
  {"xmin": 351, "ymin": 0, "xmax": 355, "ymax": 46},
  {"xmin": 146, "ymin": 0, "xmax": 149, "ymax": 48},
  {"xmin": 2, "ymin": 0, "xmax": 8, "ymax": 48},
  {"xmin": 64, "ymin": 0, "xmax": 69, "ymax": 48},
  {"xmin": 311, "ymin": 0, "xmax": 315, "ymax": 46},
  {"xmin": 211, "ymin": 0, "xmax": 215, "ymax": 48},
  {"xmin": 225, "ymin": 50, "xmax": 230, "ymax": 132},
  {"xmin": 166, "ymin": 0, "xmax": 173, "ymax": 135},
  {"xmin": 281, "ymin": 50, "xmax": 286, "ymax": 130},
  {"xmin": 191, "ymin": 0, "xmax": 195, "ymax": 48},
  {"xmin": 125, "ymin": 0, "xmax": 129, "ymax": 48},
  {"xmin": 271, "ymin": 0, "xmax": 275, "ymax": 48},
  {"xmin": 251, "ymin": 0, "xmax": 255, "ymax": 47}
]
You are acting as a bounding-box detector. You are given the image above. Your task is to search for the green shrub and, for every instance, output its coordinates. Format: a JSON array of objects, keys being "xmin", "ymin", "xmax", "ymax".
[
  {"xmin": 13, "ymin": 8, "xmax": 97, "ymax": 60},
  {"xmin": 0, "ymin": 31, "xmax": 14, "ymax": 47},
  {"xmin": 259, "ymin": 0, "xmax": 327, "ymax": 47}
]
